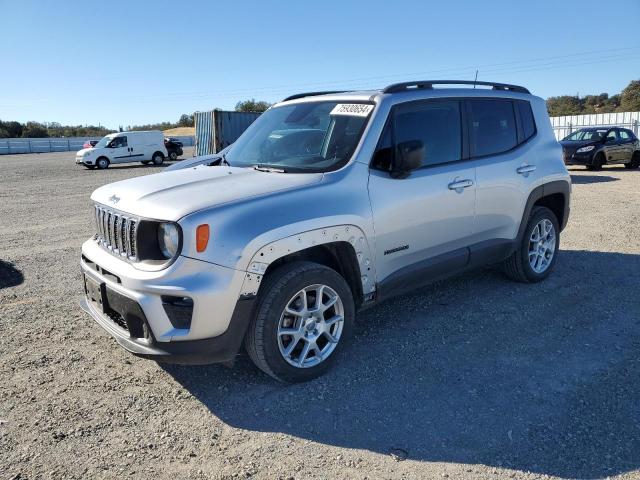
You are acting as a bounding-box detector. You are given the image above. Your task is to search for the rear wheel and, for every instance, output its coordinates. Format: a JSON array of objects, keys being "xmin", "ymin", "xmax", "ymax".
[
  {"xmin": 169, "ymin": 151, "xmax": 178, "ymax": 161},
  {"xmin": 245, "ymin": 261, "xmax": 354, "ymax": 383},
  {"xmin": 96, "ymin": 157, "xmax": 109, "ymax": 170},
  {"xmin": 503, "ymin": 206, "xmax": 560, "ymax": 283},
  {"xmin": 624, "ymin": 152, "xmax": 640, "ymax": 169},
  {"xmin": 152, "ymin": 152, "xmax": 164, "ymax": 165}
]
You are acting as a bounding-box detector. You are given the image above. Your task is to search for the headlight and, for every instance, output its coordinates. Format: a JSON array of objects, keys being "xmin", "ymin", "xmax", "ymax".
[
  {"xmin": 576, "ymin": 145, "xmax": 595, "ymax": 153},
  {"xmin": 158, "ymin": 222, "xmax": 180, "ymax": 259}
]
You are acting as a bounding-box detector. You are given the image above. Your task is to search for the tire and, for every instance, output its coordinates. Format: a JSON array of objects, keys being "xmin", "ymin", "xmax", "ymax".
[
  {"xmin": 624, "ymin": 152, "xmax": 640, "ymax": 169},
  {"xmin": 141, "ymin": 160, "xmax": 151, "ymax": 165},
  {"xmin": 152, "ymin": 152, "xmax": 165, "ymax": 166},
  {"xmin": 96, "ymin": 157, "xmax": 109, "ymax": 170},
  {"xmin": 503, "ymin": 206, "xmax": 560, "ymax": 283},
  {"xmin": 169, "ymin": 151, "xmax": 178, "ymax": 161},
  {"xmin": 590, "ymin": 152, "xmax": 604, "ymax": 171},
  {"xmin": 245, "ymin": 261, "xmax": 355, "ymax": 383}
]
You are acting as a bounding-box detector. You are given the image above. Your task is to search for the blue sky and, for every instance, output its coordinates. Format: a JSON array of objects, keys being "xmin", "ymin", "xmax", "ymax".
[{"xmin": 1, "ymin": 0, "xmax": 639, "ymax": 128}]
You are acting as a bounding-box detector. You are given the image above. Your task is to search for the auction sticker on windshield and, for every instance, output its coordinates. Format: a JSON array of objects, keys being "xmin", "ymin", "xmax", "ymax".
[{"xmin": 330, "ymin": 104, "xmax": 374, "ymax": 117}]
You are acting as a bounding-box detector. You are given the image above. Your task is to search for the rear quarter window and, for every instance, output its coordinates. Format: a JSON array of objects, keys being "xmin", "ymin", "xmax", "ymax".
[{"xmin": 515, "ymin": 100, "xmax": 536, "ymax": 141}]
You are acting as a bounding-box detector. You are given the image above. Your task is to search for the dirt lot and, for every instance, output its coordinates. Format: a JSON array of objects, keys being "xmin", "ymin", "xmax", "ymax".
[{"xmin": 1, "ymin": 150, "xmax": 639, "ymax": 480}]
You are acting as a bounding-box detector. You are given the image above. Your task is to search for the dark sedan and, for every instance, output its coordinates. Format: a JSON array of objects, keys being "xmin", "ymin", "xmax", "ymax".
[{"xmin": 560, "ymin": 127, "xmax": 640, "ymax": 170}]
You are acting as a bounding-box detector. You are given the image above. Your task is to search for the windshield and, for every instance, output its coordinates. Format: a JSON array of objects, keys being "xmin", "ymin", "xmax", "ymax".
[
  {"xmin": 563, "ymin": 129, "xmax": 607, "ymax": 141},
  {"xmin": 224, "ymin": 101, "xmax": 373, "ymax": 172},
  {"xmin": 94, "ymin": 135, "xmax": 115, "ymax": 148}
]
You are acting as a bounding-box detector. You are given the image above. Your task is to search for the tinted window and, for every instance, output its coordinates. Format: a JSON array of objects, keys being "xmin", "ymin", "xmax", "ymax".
[
  {"xmin": 516, "ymin": 100, "xmax": 536, "ymax": 141},
  {"xmin": 619, "ymin": 130, "xmax": 630, "ymax": 140},
  {"xmin": 468, "ymin": 99, "xmax": 517, "ymax": 157},
  {"xmin": 606, "ymin": 130, "xmax": 618, "ymax": 142},
  {"xmin": 393, "ymin": 100, "xmax": 462, "ymax": 167}
]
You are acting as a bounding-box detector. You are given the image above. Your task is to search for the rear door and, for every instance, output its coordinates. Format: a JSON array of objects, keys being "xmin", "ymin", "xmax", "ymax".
[
  {"xmin": 472, "ymin": 98, "xmax": 542, "ymax": 252},
  {"xmin": 368, "ymin": 98, "xmax": 476, "ymax": 284},
  {"xmin": 617, "ymin": 129, "xmax": 635, "ymax": 162}
]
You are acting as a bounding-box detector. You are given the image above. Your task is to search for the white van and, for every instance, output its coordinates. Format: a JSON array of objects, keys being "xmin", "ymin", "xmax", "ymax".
[{"xmin": 75, "ymin": 131, "xmax": 168, "ymax": 169}]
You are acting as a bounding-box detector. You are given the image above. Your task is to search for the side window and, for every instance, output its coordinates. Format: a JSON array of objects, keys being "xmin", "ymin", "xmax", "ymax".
[
  {"xmin": 111, "ymin": 136, "xmax": 127, "ymax": 148},
  {"xmin": 515, "ymin": 100, "xmax": 536, "ymax": 141},
  {"xmin": 618, "ymin": 130, "xmax": 630, "ymax": 141},
  {"xmin": 393, "ymin": 100, "xmax": 462, "ymax": 167},
  {"xmin": 606, "ymin": 130, "xmax": 618, "ymax": 143},
  {"xmin": 468, "ymin": 99, "xmax": 518, "ymax": 157}
]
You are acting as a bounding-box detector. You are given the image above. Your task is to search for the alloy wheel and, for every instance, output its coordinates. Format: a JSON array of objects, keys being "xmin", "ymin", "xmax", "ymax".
[
  {"xmin": 528, "ymin": 218, "xmax": 556, "ymax": 273},
  {"xmin": 277, "ymin": 284, "xmax": 344, "ymax": 368}
]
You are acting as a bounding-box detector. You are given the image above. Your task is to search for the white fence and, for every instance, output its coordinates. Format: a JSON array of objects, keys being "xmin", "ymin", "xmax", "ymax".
[
  {"xmin": 551, "ymin": 111, "xmax": 640, "ymax": 140},
  {"xmin": 0, "ymin": 135, "xmax": 195, "ymax": 155}
]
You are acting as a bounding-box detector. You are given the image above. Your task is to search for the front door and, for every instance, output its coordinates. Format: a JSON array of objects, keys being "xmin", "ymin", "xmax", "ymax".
[
  {"xmin": 603, "ymin": 129, "xmax": 621, "ymax": 163},
  {"xmin": 368, "ymin": 98, "xmax": 476, "ymax": 286},
  {"xmin": 617, "ymin": 129, "xmax": 635, "ymax": 163},
  {"xmin": 109, "ymin": 135, "xmax": 130, "ymax": 163}
]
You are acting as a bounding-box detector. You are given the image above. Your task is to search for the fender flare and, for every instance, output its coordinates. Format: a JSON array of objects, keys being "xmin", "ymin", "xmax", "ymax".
[
  {"xmin": 239, "ymin": 225, "xmax": 375, "ymax": 297},
  {"xmin": 516, "ymin": 180, "xmax": 571, "ymax": 243}
]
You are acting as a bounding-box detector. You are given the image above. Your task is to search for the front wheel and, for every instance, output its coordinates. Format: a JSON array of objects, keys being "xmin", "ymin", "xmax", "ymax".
[
  {"xmin": 169, "ymin": 151, "xmax": 178, "ymax": 161},
  {"xmin": 588, "ymin": 153, "xmax": 604, "ymax": 171},
  {"xmin": 245, "ymin": 261, "xmax": 355, "ymax": 383},
  {"xmin": 96, "ymin": 157, "xmax": 109, "ymax": 170},
  {"xmin": 503, "ymin": 206, "xmax": 560, "ymax": 283}
]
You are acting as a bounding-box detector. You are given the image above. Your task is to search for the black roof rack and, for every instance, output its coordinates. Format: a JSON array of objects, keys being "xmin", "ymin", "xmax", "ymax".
[
  {"xmin": 382, "ymin": 80, "xmax": 530, "ymax": 94},
  {"xmin": 282, "ymin": 90, "xmax": 348, "ymax": 102}
]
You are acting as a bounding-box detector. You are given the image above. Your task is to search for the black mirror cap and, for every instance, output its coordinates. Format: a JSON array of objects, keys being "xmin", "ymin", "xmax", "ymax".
[{"xmin": 391, "ymin": 140, "xmax": 425, "ymax": 178}]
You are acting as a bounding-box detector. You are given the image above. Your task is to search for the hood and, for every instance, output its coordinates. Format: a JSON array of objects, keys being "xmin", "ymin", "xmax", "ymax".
[
  {"xmin": 91, "ymin": 165, "xmax": 323, "ymax": 221},
  {"xmin": 77, "ymin": 147, "xmax": 95, "ymax": 155}
]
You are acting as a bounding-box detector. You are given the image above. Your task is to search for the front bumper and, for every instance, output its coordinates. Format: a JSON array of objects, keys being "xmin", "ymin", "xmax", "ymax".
[
  {"xmin": 80, "ymin": 239, "xmax": 254, "ymax": 364},
  {"xmin": 563, "ymin": 150, "xmax": 594, "ymax": 165},
  {"xmin": 76, "ymin": 156, "xmax": 93, "ymax": 165}
]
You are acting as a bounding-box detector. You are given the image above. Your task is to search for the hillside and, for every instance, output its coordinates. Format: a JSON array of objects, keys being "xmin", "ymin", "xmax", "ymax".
[{"xmin": 163, "ymin": 127, "xmax": 195, "ymax": 136}]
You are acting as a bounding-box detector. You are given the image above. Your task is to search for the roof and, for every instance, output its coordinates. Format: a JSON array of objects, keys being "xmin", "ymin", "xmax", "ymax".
[{"xmin": 279, "ymin": 80, "xmax": 531, "ymax": 104}]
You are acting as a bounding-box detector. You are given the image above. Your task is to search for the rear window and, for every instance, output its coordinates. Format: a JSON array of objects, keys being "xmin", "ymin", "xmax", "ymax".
[{"xmin": 467, "ymin": 99, "xmax": 518, "ymax": 157}]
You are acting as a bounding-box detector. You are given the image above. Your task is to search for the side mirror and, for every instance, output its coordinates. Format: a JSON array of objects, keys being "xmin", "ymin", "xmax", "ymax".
[{"xmin": 391, "ymin": 140, "xmax": 425, "ymax": 178}]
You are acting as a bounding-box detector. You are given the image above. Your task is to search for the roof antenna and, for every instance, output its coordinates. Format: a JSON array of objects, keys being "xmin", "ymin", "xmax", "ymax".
[{"xmin": 473, "ymin": 69, "xmax": 479, "ymax": 88}]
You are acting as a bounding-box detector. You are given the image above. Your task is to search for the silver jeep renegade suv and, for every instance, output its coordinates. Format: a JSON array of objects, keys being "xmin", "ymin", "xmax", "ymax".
[{"xmin": 80, "ymin": 80, "xmax": 571, "ymax": 382}]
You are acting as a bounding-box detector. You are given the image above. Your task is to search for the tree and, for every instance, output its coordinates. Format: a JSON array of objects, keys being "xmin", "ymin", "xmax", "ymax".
[
  {"xmin": 235, "ymin": 99, "xmax": 271, "ymax": 113},
  {"xmin": 21, "ymin": 122, "xmax": 48, "ymax": 138},
  {"xmin": 178, "ymin": 113, "xmax": 194, "ymax": 127},
  {"xmin": 546, "ymin": 96, "xmax": 583, "ymax": 117},
  {"xmin": 620, "ymin": 80, "xmax": 640, "ymax": 111},
  {"xmin": 0, "ymin": 127, "xmax": 9, "ymax": 138}
]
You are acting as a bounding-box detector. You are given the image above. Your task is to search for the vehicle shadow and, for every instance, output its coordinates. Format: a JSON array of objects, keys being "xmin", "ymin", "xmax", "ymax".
[
  {"xmin": 569, "ymin": 174, "xmax": 619, "ymax": 184},
  {"xmin": 0, "ymin": 260, "xmax": 24, "ymax": 289},
  {"xmin": 163, "ymin": 250, "xmax": 640, "ymax": 479}
]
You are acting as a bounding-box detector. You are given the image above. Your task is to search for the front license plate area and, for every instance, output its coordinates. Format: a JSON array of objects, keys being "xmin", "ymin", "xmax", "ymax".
[{"xmin": 84, "ymin": 274, "xmax": 107, "ymax": 312}]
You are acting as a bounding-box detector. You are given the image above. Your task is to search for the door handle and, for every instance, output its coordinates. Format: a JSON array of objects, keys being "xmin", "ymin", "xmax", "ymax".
[
  {"xmin": 448, "ymin": 178, "xmax": 474, "ymax": 192},
  {"xmin": 516, "ymin": 164, "xmax": 536, "ymax": 175}
]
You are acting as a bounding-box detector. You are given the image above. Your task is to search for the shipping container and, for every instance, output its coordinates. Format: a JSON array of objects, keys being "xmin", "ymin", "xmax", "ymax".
[{"xmin": 194, "ymin": 110, "xmax": 262, "ymax": 156}]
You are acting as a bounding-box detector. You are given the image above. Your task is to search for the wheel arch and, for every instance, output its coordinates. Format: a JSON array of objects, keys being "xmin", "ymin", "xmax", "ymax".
[
  {"xmin": 517, "ymin": 180, "xmax": 571, "ymax": 243},
  {"xmin": 239, "ymin": 225, "xmax": 375, "ymax": 309}
]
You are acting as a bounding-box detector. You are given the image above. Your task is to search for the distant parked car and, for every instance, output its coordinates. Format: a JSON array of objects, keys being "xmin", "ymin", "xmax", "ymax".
[
  {"xmin": 560, "ymin": 127, "xmax": 640, "ymax": 170},
  {"xmin": 76, "ymin": 130, "xmax": 167, "ymax": 169},
  {"xmin": 82, "ymin": 140, "xmax": 98, "ymax": 149},
  {"xmin": 164, "ymin": 137, "xmax": 184, "ymax": 161}
]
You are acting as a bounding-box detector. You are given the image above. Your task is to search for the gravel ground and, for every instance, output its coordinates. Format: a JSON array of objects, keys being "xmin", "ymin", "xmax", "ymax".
[{"xmin": 1, "ymin": 150, "xmax": 639, "ymax": 480}]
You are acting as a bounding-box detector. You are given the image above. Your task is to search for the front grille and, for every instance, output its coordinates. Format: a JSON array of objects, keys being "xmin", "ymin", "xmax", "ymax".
[{"xmin": 94, "ymin": 205, "xmax": 138, "ymax": 260}]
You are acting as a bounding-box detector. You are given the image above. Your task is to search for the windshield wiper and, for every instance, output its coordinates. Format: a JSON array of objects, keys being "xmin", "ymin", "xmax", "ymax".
[
  {"xmin": 254, "ymin": 164, "xmax": 286, "ymax": 173},
  {"xmin": 221, "ymin": 151, "xmax": 231, "ymax": 166}
]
